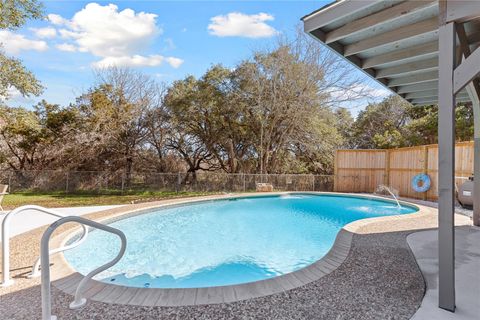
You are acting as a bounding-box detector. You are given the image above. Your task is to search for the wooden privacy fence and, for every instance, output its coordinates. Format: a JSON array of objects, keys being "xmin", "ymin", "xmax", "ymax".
[{"xmin": 334, "ymin": 141, "xmax": 474, "ymax": 200}]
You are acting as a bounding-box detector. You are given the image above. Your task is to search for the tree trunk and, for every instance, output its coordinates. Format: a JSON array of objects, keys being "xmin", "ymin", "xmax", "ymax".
[
  {"xmin": 227, "ymin": 138, "xmax": 237, "ymax": 173},
  {"xmin": 125, "ymin": 156, "xmax": 133, "ymax": 187}
]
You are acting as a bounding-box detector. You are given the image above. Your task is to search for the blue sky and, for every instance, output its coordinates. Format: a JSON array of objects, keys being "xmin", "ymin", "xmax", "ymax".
[{"xmin": 2, "ymin": 1, "xmax": 390, "ymax": 113}]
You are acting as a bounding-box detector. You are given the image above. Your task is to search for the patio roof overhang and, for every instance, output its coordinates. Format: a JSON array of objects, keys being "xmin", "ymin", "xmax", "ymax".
[
  {"xmin": 302, "ymin": 0, "xmax": 480, "ymax": 106},
  {"xmin": 302, "ymin": 0, "xmax": 480, "ymax": 313}
]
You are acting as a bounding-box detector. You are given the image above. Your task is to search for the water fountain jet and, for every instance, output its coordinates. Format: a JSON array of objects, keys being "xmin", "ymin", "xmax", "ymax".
[{"xmin": 375, "ymin": 185, "xmax": 401, "ymax": 208}]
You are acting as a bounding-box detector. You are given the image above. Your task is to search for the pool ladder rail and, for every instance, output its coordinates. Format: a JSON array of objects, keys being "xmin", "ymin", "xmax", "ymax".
[
  {"xmin": 0, "ymin": 206, "xmax": 127, "ymax": 320},
  {"xmin": 1, "ymin": 205, "xmax": 89, "ymax": 287},
  {"xmin": 41, "ymin": 215, "xmax": 126, "ymax": 320}
]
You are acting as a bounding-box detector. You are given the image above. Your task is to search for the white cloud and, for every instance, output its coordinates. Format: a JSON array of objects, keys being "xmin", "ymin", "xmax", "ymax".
[
  {"xmin": 58, "ymin": 28, "xmax": 78, "ymax": 39},
  {"xmin": 0, "ymin": 87, "xmax": 19, "ymax": 101},
  {"xmin": 93, "ymin": 54, "xmax": 183, "ymax": 68},
  {"xmin": 0, "ymin": 87, "xmax": 36, "ymax": 104},
  {"xmin": 65, "ymin": 3, "xmax": 159, "ymax": 57},
  {"xmin": 47, "ymin": 13, "xmax": 70, "ymax": 26},
  {"xmin": 30, "ymin": 27, "xmax": 57, "ymax": 39},
  {"xmin": 208, "ymin": 12, "xmax": 278, "ymax": 38},
  {"xmin": 165, "ymin": 57, "xmax": 183, "ymax": 68},
  {"xmin": 47, "ymin": 3, "xmax": 182, "ymax": 68},
  {"xmin": 0, "ymin": 30, "xmax": 48, "ymax": 55},
  {"xmin": 163, "ymin": 38, "xmax": 176, "ymax": 51},
  {"xmin": 56, "ymin": 43, "xmax": 77, "ymax": 52}
]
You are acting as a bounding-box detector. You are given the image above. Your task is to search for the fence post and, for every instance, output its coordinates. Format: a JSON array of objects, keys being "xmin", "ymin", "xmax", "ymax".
[
  {"xmin": 333, "ymin": 151, "xmax": 338, "ymax": 192},
  {"xmin": 243, "ymin": 173, "xmax": 246, "ymax": 192},
  {"xmin": 384, "ymin": 149, "xmax": 390, "ymax": 187},
  {"xmin": 8, "ymin": 173, "xmax": 12, "ymax": 193},
  {"xmin": 422, "ymin": 145, "xmax": 429, "ymax": 201},
  {"xmin": 121, "ymin": 173, "xmax": 125, "ymax": 195},
  {"xmin": 177, "ymin": 172, "xmax": 181, "ymax": 193},
  {"xmin": 312, "ymin": 175, "xmax": 315, "ymax": 191},
  {"xmin": 65, "ymin": 172, "xmax": 69, "ymax": 193}
]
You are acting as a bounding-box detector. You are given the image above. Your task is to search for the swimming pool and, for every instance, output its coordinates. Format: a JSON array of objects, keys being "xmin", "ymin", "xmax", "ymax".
[{"xmin": 63, "ymin": 194, "xmax": 417, "ymax": 289}]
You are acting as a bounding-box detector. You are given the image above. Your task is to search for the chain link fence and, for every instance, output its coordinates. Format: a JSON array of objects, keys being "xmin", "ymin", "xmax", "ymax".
[{"xmin": 0, "ymin": 170, "xmax": 349, "ymax": 194}]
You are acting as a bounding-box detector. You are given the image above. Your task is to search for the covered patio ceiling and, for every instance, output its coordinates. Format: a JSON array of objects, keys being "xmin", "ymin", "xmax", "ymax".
[
  {"xmin": 302, "ymin": 0, "xmax": 480, "ymax": 314},
  {"xmin": 302, "ymin": 0, "xmax": 480, "ymax": 106}
]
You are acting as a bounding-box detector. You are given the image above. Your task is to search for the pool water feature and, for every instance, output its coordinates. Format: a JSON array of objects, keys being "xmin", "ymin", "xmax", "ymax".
[{"xmin": 64, "ymin": 194, "xmax": 417, "ymax": 289}]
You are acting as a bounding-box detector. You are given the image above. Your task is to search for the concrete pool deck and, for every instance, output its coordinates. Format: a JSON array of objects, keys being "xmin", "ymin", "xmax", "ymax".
[
  {"xmin": 0, "ymin": 205, "xmax": 124, "ymax": 239},
  {"xmin": 0, "ymin": 193, "xmax": 473, "ymax": 319},
  {"xmin": 409, "ymin": 226, "xmax": 480, "ymax": 320}
]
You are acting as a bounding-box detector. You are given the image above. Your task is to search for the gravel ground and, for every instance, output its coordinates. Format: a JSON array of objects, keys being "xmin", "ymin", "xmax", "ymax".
[{"xmin": 1, "ymin": 231, "xmax": 425, "ymax": 320}]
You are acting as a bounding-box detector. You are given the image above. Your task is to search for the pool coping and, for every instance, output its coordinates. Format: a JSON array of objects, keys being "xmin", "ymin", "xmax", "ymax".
[{"xmin": 48, "ymin": 192, "xmax": 433, "ymax": 307}]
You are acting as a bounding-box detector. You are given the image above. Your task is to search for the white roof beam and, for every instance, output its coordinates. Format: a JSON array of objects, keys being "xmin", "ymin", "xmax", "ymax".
[
  {"xmin": 445, "ymin": 0, "xmax": 480, "ymax": 23},
  {"xmin": 454, "ymin": 45, "xmax": 480, "ymax": 94},
  {"xmin": 309, "ymin": 29, "xmax": 389, "ymax": 88},
  {"xmin": 410, "ymin": 99, "xmax": 437, "ymax": 105},
  {"xmin": 303, "ymin": 0, "xmax": 378, "ymax": 33},
  {"xmin": 376, "ymin": 57, "xmax": 438, "ymax": 78},
  {"xmin": 453, "ymin": 23, "xmax": 480, "ymax": 96},
  {"xmin": 411, "ymin": 95, "xmax": 470, "ymax": 105},
  {"xmin": 344, "ymin": 17, "xmax": 438, "ymax": 57},
  {"xmin": 325, "ymin": 0, "xmax": 437, "ymax": 44},
  {"xmin": 406, "ymin": 90, "xmax": 441, "ymax": 100},
  {"xmin": 388, "ymin": 70, "xmax": 438, "ymax": 87},
  {"xmin": 456, "ymin": 22, "xmax": 480, "ymax": 103},
  {"xmin": 362, "ymin": 41, "xmax": 438, "ymax": 69},
  {"xmin": 396, "ymin": 81, "xmax": 438, "ymax": 94},
  {"xmin": 362, "ymin": 31, "xmax": 480, "ymax": 69},
  {"xmin": 405, "ymin": 89, "xmax": 469, "ymax": 100}
]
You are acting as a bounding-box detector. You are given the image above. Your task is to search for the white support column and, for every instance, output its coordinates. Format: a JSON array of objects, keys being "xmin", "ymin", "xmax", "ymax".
[
  {"xmin": 455, "ymin": 20, "xmax": 480, "ymax": 227},
  {"xmin": 466, "ymin": 83, "xmax": 480, "ymax": 226},
  {"xmin": 473, "ymin": 104, "xmax": 480, "ymax": 227},
  {"xmin": 438, "ymin": 21, "xmax": 456, "ymax": 312}
]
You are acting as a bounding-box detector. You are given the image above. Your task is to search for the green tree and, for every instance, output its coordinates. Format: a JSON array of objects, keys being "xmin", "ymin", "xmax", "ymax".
[
  {"xmin": 0, "ymin": 0, "xmax": 44, "ymax": 99},
  {"xmin": 165, "ymin": 33, "xmax": 354, "ymax": 175},
  {"xmin": 232, "ymin": 44, "xmax": 343, "ymax": 174},
  {"xmin": 334, "ymin": 107, "xmax": 354, "ymax": 148},
  {"xmin": 0, "ymin": 53, "xmax": 43, "ymax": 98},
  {"xmin": 75, "ymin": 67, "xmax": 162, "ymax": 183},
  {"xmin": 351, "ymin": 95, "xmax": 410, "ymax": 149},
  {"xmin": 0, "ymin": 100, "xmax": 78, "ymax": 170},
  {"xmin": 349, "ymin": 96, "xmax": 475, "ymax": 149},
  {"xmin": 164, "ymin": 67, "xmax": 232, "ymax": 179},
  {"xmin": 405, "ymin": 103, "xmax": 474, "ymax": 145},
  {"xmin": 0, "ymin": 0, "xmax": 44, "ymax": 29}
]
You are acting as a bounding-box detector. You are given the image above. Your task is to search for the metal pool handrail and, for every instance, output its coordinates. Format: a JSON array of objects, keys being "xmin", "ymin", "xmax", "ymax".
[
  {"xmin": 41, "ymin": 215, "xmax": 127, "ymax": 320},
  {"xmin": 1, "ymin": 205, "xmax": 89, "ymax": 286}
]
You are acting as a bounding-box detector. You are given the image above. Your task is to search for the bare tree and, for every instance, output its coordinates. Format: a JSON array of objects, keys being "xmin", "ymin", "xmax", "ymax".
[
  {"xmin": 165, "ymin": 130, "xmax": 216, "ymax": 183},
  {"xmin": 76, "ymin": 67, "xmax": 164, "ymax": 184},
  {"xmin": 230, "ymin": 28, "xmax": 357, "ymax": 174}
]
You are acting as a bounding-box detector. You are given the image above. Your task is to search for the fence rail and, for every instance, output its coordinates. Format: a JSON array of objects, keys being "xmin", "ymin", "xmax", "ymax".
[
  {"xmin": 0, "ymin": 170, "xmax": 340, "ymax": 194},
  {"xmin": 335, "ymin": 141, "xmax": 474, "ymax": 200}
]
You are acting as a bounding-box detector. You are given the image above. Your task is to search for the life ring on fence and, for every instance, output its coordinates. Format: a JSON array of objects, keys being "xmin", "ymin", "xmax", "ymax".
[{"xmin": 412, "ymin": 173, "xmax": 431, "ymax": 193}]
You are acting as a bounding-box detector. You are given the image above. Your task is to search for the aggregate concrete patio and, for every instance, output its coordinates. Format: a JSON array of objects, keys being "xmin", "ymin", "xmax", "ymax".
[{"xmin": 0, "ymin": 194, "xmax": 472, "ymax": 319}]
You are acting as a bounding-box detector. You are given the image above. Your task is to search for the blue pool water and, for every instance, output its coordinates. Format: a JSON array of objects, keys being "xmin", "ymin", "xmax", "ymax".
[{"xmin": 64, "ymin": 194, "xmax": 417, "ymax": 288}]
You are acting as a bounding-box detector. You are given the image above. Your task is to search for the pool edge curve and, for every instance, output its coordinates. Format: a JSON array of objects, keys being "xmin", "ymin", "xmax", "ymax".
[{"xmin": 49, "ymin": 192, "xmax": 428, "ymax": 307}]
